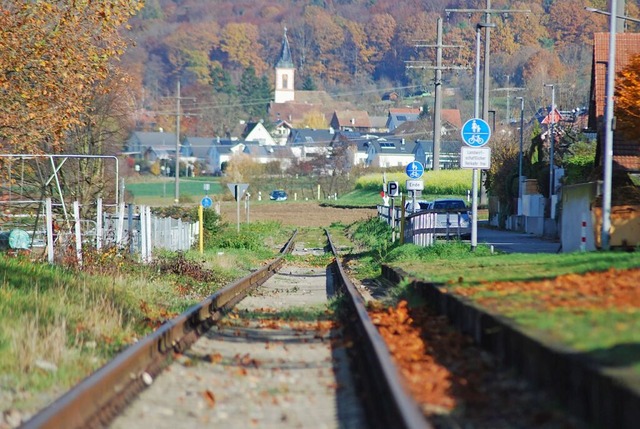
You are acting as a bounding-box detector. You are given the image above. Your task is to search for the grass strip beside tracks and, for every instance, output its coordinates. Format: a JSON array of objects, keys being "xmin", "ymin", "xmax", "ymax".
[{"xmin": 389, "ymin": 246, "xmax": 640, "ymax": 373}]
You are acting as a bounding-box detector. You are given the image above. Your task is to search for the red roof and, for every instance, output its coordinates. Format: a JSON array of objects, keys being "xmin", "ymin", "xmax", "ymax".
[
  {"xmin": 441, "ymin": 109, "xmax": 462, "ymax": 129},
  {"xmin": 389, "ymin": 107, "xmax": 421, "ymax": 115}
]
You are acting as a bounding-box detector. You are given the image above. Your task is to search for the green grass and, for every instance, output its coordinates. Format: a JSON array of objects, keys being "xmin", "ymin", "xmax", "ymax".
[
  {"xmin": 0, "ymin": 217, "xmax": 295, "ymax": 413},
  {"xmin": 341, "ymin": 216, "xmax": 640, "ymax": 372},
  {"xmin": 393, "ymin": 249, "xmax": 640, "ymax": 285},
  {"xmin": 125, "ymin": 178, "xmax": 224, "ymax": 198}
]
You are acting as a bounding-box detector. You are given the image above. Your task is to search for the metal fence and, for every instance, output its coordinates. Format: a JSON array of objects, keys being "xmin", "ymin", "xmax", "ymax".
[
  {"xmin": 0, "ymin": 198, "xmax": 197, "ymax": 265},
  {"xmin": 377, "ymin": 205, "xmax": 469, "ymax": 246}
]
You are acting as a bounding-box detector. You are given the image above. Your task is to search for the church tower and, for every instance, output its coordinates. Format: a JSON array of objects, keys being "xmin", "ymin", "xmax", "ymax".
[{"xmin": 274, "ymin": 28, "xmax": 295, "ymax": 104}]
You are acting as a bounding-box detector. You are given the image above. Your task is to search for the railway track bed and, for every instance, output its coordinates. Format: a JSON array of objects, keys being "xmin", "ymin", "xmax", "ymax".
[
  {"xmin": 110, "ymin": 244, "xmax": 367, "ymax": 429},
  {"xmin": 20, "ymin": 230, "xmax": 590, "ymax": 429}
]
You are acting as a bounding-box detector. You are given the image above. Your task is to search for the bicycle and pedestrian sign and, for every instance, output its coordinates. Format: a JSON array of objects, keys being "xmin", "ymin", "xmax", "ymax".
[
  {"xmin": 461, "ymin": 118, "xmax": 491, "ymax": 147},
  {"xmin": 405, "ymin": 161, "xmax": 424, "ymax": 179}
]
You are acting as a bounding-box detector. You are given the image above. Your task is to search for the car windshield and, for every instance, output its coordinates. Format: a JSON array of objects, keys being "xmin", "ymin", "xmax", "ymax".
[{"xmin": 433, "ymin": 200, "xmax": 466, "ymax": 210}]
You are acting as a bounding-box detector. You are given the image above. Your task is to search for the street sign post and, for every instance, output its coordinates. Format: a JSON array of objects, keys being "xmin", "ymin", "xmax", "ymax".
[
  {"xmin": 461, "ymin": 118, "xmax": 492, "ymax": 250},
  {"xmin": 406, "ymin": 162, "xmax": 425, "ymax": 214},
  {"xmin": 227, "ymin": 183, "xmax": 249, "ymax": 232}
]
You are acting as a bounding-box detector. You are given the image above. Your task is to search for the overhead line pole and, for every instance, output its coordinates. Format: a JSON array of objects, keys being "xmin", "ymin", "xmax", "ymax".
[
  {"xmin": 166, "ymin": 81, "xmax": 195, "ymax": 204},
  {"xmin": 446, "ymin": 2, "xmax": 530, "ymax": 209},
  {"xmin": 445, "ymin": 2, "xmax": 530, "ymax": 122},
  {"xmin": 407, "ymin": 17, "xmax": 466, "ymax": 171}
]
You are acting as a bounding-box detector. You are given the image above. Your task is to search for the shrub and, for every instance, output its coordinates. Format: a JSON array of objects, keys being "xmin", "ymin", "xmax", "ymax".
[{"xmin": 355, "ymin": 169, "xmax": 472, "ymax": 195}]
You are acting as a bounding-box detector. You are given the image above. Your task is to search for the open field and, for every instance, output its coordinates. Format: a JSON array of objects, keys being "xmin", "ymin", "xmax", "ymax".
[{"xmin": 218, "ymin": 200, "xmax": 378, "ymax": 228}]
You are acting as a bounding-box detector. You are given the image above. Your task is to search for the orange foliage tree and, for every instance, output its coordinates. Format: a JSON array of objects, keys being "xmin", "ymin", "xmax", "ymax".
[
  {"xmin": 615, "ymin": 53, "xmax": 640, "ymax": 140},
  {"xmin": 0, "ymin": 1, "xmax": 142, "ymax": 154},
  {"xmin": 219, "ymin": 22, "xmax": 267, "ymax": 75}
]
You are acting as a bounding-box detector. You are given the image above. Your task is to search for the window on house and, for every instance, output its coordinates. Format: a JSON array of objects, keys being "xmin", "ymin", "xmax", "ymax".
[{"xmin": 282, "ymin": 74, "xmax": 288, "ymax": 89}]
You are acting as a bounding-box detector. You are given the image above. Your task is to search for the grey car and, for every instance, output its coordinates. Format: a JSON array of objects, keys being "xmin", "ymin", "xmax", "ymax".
[{"xmin": 428, "ymin": 199, "xmax": 471, "ymax": 239}]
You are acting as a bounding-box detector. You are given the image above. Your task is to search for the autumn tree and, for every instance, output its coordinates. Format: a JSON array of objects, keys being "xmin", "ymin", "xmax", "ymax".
[
  {"xmin": 614, "ymin": 53, "xmax": 640, "ymax": 141},
  {"xmin": 0, "ymin": 1, "xmax": 142, "ymax": 154},
  {"xmin": 218, "ymin": 22, "xmax": 267, "ymax": 75},
  {"xmin": 60, "ymin": 71, "xmax": 135, "ymax": 215},
  {"xmin": 484, "ymin": 134, "xmax": 520, "ymax": 227},
  {"xmin": 548, "ymin": 0, "xmax": 607, "ymax": 48},
  {"xmin": 163, "ymin": 22, "xmax": 220, "ymax": 86}
]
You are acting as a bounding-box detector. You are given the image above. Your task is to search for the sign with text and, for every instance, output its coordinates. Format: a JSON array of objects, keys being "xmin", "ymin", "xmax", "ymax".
[
  {"xmin": 405, "ymin": 180, "xmax": 424, "ymax": 191},
  {"xmin": 461, "ymin": 147, "xmax": 491, "ymax": 169}
]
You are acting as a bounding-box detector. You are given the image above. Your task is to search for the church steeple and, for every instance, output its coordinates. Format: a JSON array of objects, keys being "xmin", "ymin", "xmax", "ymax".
[
  {"xmin": 276, "ymin": 27, "xmax": 294, "ymax": 68},
  {"xmin": 274, "ymin": 28, "xmax": 295, "ymax": 103}
]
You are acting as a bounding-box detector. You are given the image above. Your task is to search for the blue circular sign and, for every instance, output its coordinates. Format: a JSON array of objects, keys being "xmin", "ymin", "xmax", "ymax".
[
  {"xmin": 405, "ymin": 161, "xmax": 424, "ymax": 179},
  {"xmin": 201, "ymin": 196, "xmax": 213, "ymax": 208},
  {"xmin": 461, "ymin": 118, "xmax": 491, "ymax": 147}
]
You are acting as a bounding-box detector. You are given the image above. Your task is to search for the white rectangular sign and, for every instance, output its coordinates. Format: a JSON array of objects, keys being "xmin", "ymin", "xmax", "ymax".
[
  {"xmin": 406, "ymin": 180, "xmax": 424, "ymax": 191},
  {"xmin": 461, "ymin": 147, "xmax": 491, "ymax": 169}
]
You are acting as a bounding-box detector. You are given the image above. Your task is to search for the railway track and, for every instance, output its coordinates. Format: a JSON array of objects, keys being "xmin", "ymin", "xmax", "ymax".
[{"xmin": 20, "ymin": 230, "xmax": 430, "ymax": 429}]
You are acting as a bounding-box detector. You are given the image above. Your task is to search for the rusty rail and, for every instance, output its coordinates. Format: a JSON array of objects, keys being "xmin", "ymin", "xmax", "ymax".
[
  {"xmin": 21, "ymin": 230, "xmax": 297, "ymax": 429},
  {"xmin": 326, "ymin": 230, "xmax": 431, "ymax": 429}
]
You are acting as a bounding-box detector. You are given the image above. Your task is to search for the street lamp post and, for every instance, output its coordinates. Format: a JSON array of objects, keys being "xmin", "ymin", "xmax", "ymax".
[
  {"xmin": 544, "ymin": 83, "xmax": 556, "ymax": 218},
  {"xmin": 470, "ymin": 22, "xmax": 495, "ymax": 250},
  {"xmin": 516, "ymin": 96, "xmax": 524, "ymax": 214}
]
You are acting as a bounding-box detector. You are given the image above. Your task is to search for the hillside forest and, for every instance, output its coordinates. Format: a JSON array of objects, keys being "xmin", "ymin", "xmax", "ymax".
[{"xmin": 121, "ymin": 0, "xmax": 640, "ymax": 136}]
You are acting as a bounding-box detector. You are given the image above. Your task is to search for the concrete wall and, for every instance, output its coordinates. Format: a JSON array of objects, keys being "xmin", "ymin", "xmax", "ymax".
[{"xmin": 561, "ymin": 181, "xmax": 600, "ymax": 252}]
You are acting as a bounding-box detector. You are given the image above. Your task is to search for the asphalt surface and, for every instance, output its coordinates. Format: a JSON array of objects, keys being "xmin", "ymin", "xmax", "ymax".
[{"xmin": 477, "ymin": 222, "xmax": 562, "ymax": 254}]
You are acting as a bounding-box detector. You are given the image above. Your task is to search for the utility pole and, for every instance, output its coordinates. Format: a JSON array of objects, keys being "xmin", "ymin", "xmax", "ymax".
[
  {"xmin": 446, "ymin": 2, "xmax": 529, "ymax": 207},
  {"xmin": 407, "ymin": 17, "xmax": 466, "ymax": 170},
  {"xmin": 169, "ymin": 81, "xmax": 195, "ymax": 204},
  {"xmin": 445, "ymin": 2, "xmax": 530, "ymax": 122},
  {"xmin": 492, "ymin": 75, "xmax": 524, "ymax": 125}
]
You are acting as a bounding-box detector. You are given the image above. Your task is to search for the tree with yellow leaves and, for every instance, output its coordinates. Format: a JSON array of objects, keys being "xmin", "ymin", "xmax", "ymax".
[
  {"xmin": 0, "ymin": 1, "xmax": 142, "ymax": 154},
  {"xmin": 615, "ymin": 53, "xmax": 640, "ymax": 139}
]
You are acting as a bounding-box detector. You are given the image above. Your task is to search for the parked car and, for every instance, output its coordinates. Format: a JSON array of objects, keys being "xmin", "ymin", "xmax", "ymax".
[
  {"xmin": 405, "ymin": 200, "xmax": 430, "ymax": 213},
  {"xmin": 428, "ymin": 199, "xmax": 471, "ymax": 239},
  {"xmin": 269, "ymin": 190, "xmax": 288, "ymax": 201}
]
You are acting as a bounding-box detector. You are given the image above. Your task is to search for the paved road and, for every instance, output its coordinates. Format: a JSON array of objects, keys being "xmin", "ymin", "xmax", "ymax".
[{"xmin": 477, "ymin": 222, "xmax": 561, "ymax": 254}]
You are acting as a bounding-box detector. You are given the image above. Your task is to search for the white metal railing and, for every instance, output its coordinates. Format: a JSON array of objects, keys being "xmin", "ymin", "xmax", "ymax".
[
  {"xmin": 0, "ymin": 198, "xmax": 197, "ymax": 264},
  {"xmin": 377, "ymin": 205, "xmax": 470, "ymax": 246}
]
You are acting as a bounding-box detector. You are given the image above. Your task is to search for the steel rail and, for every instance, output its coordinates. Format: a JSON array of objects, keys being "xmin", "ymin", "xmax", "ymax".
[
  {"xmin": 21, "ymin": 230, "xmax": 298, "ymax": 429},
  {"xmin": 326, "ymin": 230, "xmax": 432, "ymax": 429}
]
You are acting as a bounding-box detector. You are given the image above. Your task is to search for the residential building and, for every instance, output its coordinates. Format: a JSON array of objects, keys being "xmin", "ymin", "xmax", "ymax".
[
  {"xmin": 386, "ymin": 108, "xmax": 421, "ymax": 131},
  {"xmin": 242, "ymin": 122, "xmax": 277, "ymax": 146},
  {"xmin": 124, "ymin": 131, "xmax": 178, "ymax": 158},
  {"xmin": 330, "ymin": 110, "xmax": 372, "ymax": 132}
]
